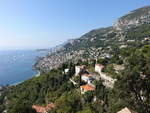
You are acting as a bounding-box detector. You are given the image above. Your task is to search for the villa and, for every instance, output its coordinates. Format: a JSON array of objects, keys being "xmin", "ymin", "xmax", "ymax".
[
  {"xmin": 75, "ymin": 65, "xmax": 86, "ymax": 75},
  {"xmin": 81, "ymin": 73, "xmax": 96, "ymax": 84},
  {"xmin": 95, "ymin": 64, "xmax": 105, "ymax": 74},
  {"xmin": 95, "ymin": 64, "xmax": 116, "ymax": 88},
  {"xmin": 80, "ymin": 84, "xmax": 95, "ymax": 94},
  {"xmin": 100, "ymin": 72, "xmax": 116, "ymax": 88},
  {"xmin": 32, "ymin": 103, "xmax": 55, "ymax": 113}
]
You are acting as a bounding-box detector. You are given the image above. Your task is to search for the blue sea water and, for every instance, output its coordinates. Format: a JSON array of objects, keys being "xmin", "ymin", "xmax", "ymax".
[{"xmin": 0, "ymin": 50, "xmax": 47, "ymax": 85}]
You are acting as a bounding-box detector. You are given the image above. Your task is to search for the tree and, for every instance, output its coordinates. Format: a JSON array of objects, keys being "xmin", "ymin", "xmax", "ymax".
[
  {"xmin": 108, "ymin": 47, "xmax": 150, "ymax": 113},
  {"xmin": 83, "ymin": 92, "xmax": 94, "ymax": 103},
  {"xmin": 94, "ymin": 80, "xmax": 105, "ymax": 100},
  {"xmin": 8, "ymin": 100, "xmax": 36, "ymax": 113},
  {"xmin": 55, "ymin": 91, "xmax": 82, "ymax": 113},
  {"xmin": 77, "ymin": 107, "xmax": 96, "ymax": 113}
]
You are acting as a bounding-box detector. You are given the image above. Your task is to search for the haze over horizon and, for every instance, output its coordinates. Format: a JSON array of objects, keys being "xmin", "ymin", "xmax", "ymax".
[{"xmin": 0, "ymin": 0, "xmax": 150, "ymax": 50}]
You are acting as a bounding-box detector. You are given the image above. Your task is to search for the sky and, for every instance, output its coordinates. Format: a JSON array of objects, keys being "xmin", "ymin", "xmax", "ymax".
[{"xmin": 0, "ymin": 0, "xmax": 150, "ymax": 50}]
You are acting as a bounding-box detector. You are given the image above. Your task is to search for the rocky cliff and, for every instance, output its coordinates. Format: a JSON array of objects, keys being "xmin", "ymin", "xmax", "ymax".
[{"xmin": 114, "ymin": 5, "xmax": 150, "ymax": 30}]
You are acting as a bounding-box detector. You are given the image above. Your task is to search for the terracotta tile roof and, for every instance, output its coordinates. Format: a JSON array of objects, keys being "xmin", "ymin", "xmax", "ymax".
[
  {"xmin": 81, "ymin": 84, "xmax": 95, "ymax": 91},
  {"xmin": 32, "ymin": 105, "xmax": 46, "ymax": 113},
  {"xmin": 32, "ymin": 103, "xmax": 55, "ymax": 113},
  {"xmin": 117, "ymin": 107, "xmax": 138, "ymax": 113}
]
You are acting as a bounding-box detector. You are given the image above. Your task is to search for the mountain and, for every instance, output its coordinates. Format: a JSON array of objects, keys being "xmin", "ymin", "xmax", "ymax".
[
  {"xmin": 35, "ymin": 6, "xmax": 150, "ymax": 73},
  {"xmin": 0, "ymin": 5, "xmax": 150, "ymax": 113},
  {"xmin": 114, "ymin": 5, "xmax": 150, "ymax": 30}
]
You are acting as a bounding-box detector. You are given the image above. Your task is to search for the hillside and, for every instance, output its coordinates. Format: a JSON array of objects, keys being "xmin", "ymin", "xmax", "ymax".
[
  {"xmin": 0, "ymin": 5, "xmax": 150, "ymax": 113},
  {"xmin": 1, "ymin": 45, "xmax": 150, "ymax": 113},
  {"xmin": 35, "ymin": 6, "xmax": 150, "ymax": 73}
]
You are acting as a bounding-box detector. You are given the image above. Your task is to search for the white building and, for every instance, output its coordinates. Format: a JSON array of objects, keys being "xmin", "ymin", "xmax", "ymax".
[
  {"xmin": 75, "ymin": 65, "xmax": 86, "ymax": 76},
  {"xmin": 64, "ymin": 68, "xmax": 69, "ymax": 73},
  {"xmin": 81, "ymin": 74, "xmax": 95, "ymax": 84},
  {"xmin": 95, "ymin": 64, "xmax": 105, "ymax": 74},
  {"xmin": 100, "ymin": 72, "xmax": 116, "ymax": 88},
  {"xmin": 113, "ymin": 64, "xmax": 125, "ymax": 73},
  {"xmin": 95, "ymin": 64, "xmax": 116, "ymax": 88}
]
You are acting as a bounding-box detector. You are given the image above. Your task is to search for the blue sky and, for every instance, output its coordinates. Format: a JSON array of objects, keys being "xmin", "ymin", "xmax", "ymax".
[{"xmin": 0, "ymin": 0, "xmax": 150, "ymax": 50}]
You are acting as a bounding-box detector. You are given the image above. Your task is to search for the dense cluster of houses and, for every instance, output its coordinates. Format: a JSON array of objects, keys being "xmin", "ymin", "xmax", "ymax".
[
  {"xmin": 35, "ymin": 50, "xmax": 86, "ymax": 73},
  {"xmin": 0, "ymin": 86, "xmax": 8, "ymax": 97}
]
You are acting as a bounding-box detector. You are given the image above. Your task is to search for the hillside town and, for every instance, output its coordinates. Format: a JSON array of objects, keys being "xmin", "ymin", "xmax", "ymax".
[
  {"xmin": 0, "ymin": 4, "xmax": 149, "ymax": 113},
  {"xmin": 70, "ymin": 64, "xmax": 118, "ymax": 94},
  {"xmin": 32, "ymin": 64, "xmax": 137, "ymax": 113}
]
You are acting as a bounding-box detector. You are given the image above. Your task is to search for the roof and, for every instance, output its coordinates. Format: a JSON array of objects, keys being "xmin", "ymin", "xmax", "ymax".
[
  {"xmin": 80, "ymin": 84, "xmax": 95, "ymax": 91},
  {"xmin": 95, "ymin": 64, "xmax": 105, "ymax": 69},
  {"xmin": 82, "ymin": 74, "xmax": 93, "ymax": 77},
  {"xmin": 32, "ymin": 103, "xmax": 55, "ymax": 113},
  {"xmin": 117, "ymin": 107, "xmax": 137, "ymax": 113},
  {"xmin": 76, "ymin": 65, "xmax": 86, "ymax": 69},
  {"xmin": 113, "ymin": 64, "xmax": 125, "ymax": 71},
  {"xmin": 32, "ymin": 105, "xmax": 46, "ymax": 113}
]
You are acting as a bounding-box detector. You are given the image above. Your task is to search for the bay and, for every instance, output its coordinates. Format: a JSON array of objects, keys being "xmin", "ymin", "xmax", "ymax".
[{"xmin": 0, "ymin": 50, "xmax": 48, "ymax": 85}]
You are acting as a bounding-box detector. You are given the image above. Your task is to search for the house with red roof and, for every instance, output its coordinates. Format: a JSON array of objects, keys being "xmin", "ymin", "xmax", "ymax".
[
  {"xmin": 80, "ymin": 84, "xmax": 95, "ymax": 94},
  {"xmin": 32, "ymin": 103, "xmax": 55, "ymax": 113}
]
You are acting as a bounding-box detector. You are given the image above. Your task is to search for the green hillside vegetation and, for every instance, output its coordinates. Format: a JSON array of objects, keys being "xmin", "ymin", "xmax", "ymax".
[
  {"xmin": 125, "ymin": 24, "xmax": 150, "ymax": 40},
  {"xmin": 1, "ymin": 5, "xmax": 150, "ymax": 113},
  {"xmin": 63, "ymin": 23, "xmax": 150, "ymax": 55},
  {"xmin": 0, "ymin": 45, "xmax": 149, "ymax": 113},
  {"xmin": 64, "ymin": 27, "xmax": 115, "ymax": 51}
]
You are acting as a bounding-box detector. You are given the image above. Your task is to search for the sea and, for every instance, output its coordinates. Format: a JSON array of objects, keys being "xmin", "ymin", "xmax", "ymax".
[{"xmin": 0, "ymin": 50, "xmax": 48, "ymax": 85}]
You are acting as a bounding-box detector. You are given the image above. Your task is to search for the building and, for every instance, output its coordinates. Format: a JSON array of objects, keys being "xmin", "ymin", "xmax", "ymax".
[
  {"xmin": 144, "ymin": 37, "xmax": 150, "ymax": 41},
  {"xmin": 80, "ymin": 84, "xmax": 95, "ymax": 94},
  {"xmin": 100, "ymin": 72, "xmax": 116, "ymax": 88},
  {"xmin": 75, "ymin": 65, "xmax": 86, "ymax": 75},
  {"xmin": 95, "ymin": 64, "xmax": 105, "ymax": 74},
  {"xmin": 32, "ymin": 103, "xmax": 55, "ymax": 113},
  {"xmin": 113, "ymin": 64, "xmax": 125, "ymax": 73},
  {"xmin": 117, "ymin": 107, "xmax": 137, "ymax": 113},
  {"xmin": 127, "ymin": 40, "xmax": 135, "ymax": 42},
  {"xmin": 95, "ymin": 64, "xmax": 116, "ymax": 88},
  {"xmin": 81, "ymin": 74, "xmax": 96, "ymax": 84},
  {"xmin": 32, "ymin": 105, "xmax": 46, "ymax": 113},
  {"xmin": 64, "ymin": 68, "xmax": 69, "ymax": 73}
]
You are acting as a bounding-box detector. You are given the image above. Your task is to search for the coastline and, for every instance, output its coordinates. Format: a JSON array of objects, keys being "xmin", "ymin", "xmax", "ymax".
[
  {"xmin": 0, "ymin": 49, "xmax": 48, "ymax": 87},
  {"xmin": 11, "ymin": 70, "xmax": 41, "ymax": 86},
  {"xmin": 35, "ymin": 71, "xmax": 41, "ymax": 77}
]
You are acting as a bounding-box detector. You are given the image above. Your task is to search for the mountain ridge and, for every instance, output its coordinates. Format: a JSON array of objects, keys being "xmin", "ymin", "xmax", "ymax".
[
  {"xmin": 35, "ymin": 5, "xmax": 150, "ymax": 73},
  {"xmin": 1, "ymin": 5, "xmax": 150, "ymax": 113},
  {"xmin": 114, "ymin": 5, "xmax": 150, "ymax": 30}
]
